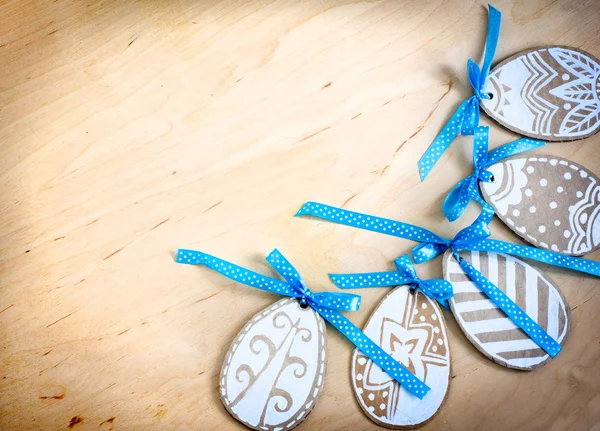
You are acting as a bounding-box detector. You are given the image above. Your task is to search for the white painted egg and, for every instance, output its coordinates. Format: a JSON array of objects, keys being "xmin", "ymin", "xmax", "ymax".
[
  {"xmin": 480, "ymin": 46, "xmax": 600, "ymax": 141},
  {"xmin": 480, "ymin": 155, "xmax": 600, "ymax": 256},
  {"xmin": 220, "ymin": 298, "xmax": 327, "ymax": 431},
  {"xmin": 443, "ymin": 250, "xmax": 571, "ymax": 370},
  {"xmin": 351, "ymin": 287, "xmax": 450, "ymax": 429}
]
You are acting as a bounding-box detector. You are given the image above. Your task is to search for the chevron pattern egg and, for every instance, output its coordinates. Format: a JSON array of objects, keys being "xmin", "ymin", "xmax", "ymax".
[
  {"xmin": 480, "ymin": 155, "xmax": 600, "ymax": 256},
  {"xmin": 480, "ymin": 46, "xmax": 600, "ymax": 141},
  {"xmin": 443, "ymin": 250, "xmax": 571, "ymax": 370}
]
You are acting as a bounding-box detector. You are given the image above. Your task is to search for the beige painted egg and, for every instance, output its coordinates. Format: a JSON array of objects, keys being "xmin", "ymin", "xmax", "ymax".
[
  {"xmin": 443, "ymin": 250, "xmax": 571, "ymax": 370},
  {"xmin": 220, "ymin": 298, "xmax": 326, "ymax": 431},
  {"xmin": 351, "ymin": 287, "xmax": 450, "ymax": 429},
  {"xmin": 480, "ymin": 46, "xmax": 600, "ymax": 141},
  {"xmin": 480, "ymin": 155, "xmax": 600, "ymax": 256}
]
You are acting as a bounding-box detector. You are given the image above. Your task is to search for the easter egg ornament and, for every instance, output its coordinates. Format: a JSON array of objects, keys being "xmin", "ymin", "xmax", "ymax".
[
  {"xmin": 220, "ymin": 298, "xmax": 326, "ymax": 431},
  {"xmin": 330, "ymin": 255, "xmax": 452, "ymax": 428},
  {"xmin": 481, "ymin": 46, "xmax": 600, "ymax": 141},
  {"xmin": 353, "ymin": 289, "xmax": 449, "ymax": 429},
  {"xmin": 417, "ymin": 5, "xmax": 600, "ymax": 182},
  {"xmin": 297, "ymin": 202, "xmax": 600, "ymax": 372},
  {"xmin": 176, "ymin": 248, "xmax": 431, "ymax": 431},
  {"xmin": 443, "ymin": 250, "xmax": 571, "ymax": 370},
  {"xmin": 480, "ymin": 155, "xmax": 600, "ymax": 256}
]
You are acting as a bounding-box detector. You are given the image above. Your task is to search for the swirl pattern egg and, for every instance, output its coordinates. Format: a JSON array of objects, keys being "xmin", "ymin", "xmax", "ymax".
[{"xmin": 220, "ymin": 298, "xmax": 326, "ymax": 431}]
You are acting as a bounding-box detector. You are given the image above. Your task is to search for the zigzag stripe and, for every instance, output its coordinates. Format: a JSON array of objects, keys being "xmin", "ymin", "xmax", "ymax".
[
  {"xmin": 520, "ymin": 52, "xmax": 558, "ymax": 135},
  {"xmin": 528, "ymin": 52, "xmax": 559, "ymax": 135}
]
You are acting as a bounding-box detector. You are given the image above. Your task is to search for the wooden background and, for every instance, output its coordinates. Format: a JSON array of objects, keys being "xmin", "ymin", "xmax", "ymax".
[{"xmin": 1, "ymin": 0, "xmax": 599, "ymax": 429}]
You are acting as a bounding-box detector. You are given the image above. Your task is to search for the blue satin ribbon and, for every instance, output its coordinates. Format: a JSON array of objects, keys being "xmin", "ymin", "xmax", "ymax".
[
  {"xmin": 418, "ymin": 4, "xmax": 502, "ymax": 181},
  {"xmin": 296, "ymin": 202, "xmax": 600, "ymax": 357},
  {"xmin": 443, "ymin": 126, "xmax": 546, "ymax": 224},
  {"xmin": 330, "ymin": 254, "xmax": 453, "ymax": 309},
  {"xmin": 175, "ymin": 248, "xmax": 430, "ymax": 399}
]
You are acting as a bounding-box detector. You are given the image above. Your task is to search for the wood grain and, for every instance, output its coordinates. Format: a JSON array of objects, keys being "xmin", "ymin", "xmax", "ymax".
[{"xmin": 0, "ymin": 0, "xmax": 599, "ymax": 430}]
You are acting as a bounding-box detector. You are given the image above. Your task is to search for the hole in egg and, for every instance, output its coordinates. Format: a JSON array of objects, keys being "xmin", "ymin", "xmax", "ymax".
[{"xmin": 487, "ymin": 92, "xmax": 494, "ymax": 100}]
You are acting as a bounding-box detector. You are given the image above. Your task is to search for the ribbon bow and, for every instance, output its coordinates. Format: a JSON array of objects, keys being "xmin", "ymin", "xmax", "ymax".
[
  {"xmin": 330, "ymin": 254, "xmax": 453, "ymax": 308},
  {"xmin": 418, "ymin": 4, "xmax": 501, "ymax": 181},
  {"xmin": 412, "ymin": 219, "xmax": 491, "ymax": 263},
  {"xmin": 443, "ymin": 126, "xmax": 546, "ymax": 223},
  {"xmin": 175, "ymin": 248, "xmax": 430, "ymax": 399},
  {"xmin": 295, "ymin": 202, "xmax": 600, "ymax": 359}
]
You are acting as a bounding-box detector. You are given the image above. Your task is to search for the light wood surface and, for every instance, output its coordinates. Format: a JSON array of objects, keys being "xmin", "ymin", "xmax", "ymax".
[{"xmin": 1, "ymin": 1, "xmax": 599, "ymax": 430}]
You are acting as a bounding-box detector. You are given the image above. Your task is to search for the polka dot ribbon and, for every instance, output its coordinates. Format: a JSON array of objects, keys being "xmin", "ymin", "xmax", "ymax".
[
  {"xmin": 443, "ymin": 126, "xmax": 546, "ymax": 224},
  {"xmin": 418, "ymin": 4, "xmax": 502, "ymax": 181},
  {"xmin": 458, "ymin": 258, "xmax": 562, "ymax": 357},
  {"xmin": 330, "ymin": 254, "xmax": 453, "ymax": 309},
  {"xmin": 175, "ymin": 248, "xmax": 431, "ymax": 399},
  {"xmin": 296, "ymin": 202, "xmax": 600, "ymax": 356}
]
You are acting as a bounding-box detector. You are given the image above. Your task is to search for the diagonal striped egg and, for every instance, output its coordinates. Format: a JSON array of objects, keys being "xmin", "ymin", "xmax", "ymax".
[
  {"xmin": 480, "ymin": 46, "xmax": 600, "ymax": 141},
  {"xmin": 351, "ymin": 287, "xmax": 450, "ymax": 429},
  {"xmin": 443, "ymin": 250, "xmax": 571, "ymax": 371},
  {"xmin": 479, "ymin": 155, "xmax": 600, "ymax": 256},
  {"xmin": 220, "ymin": 298, "xmax": 327, "ymax": 431}
]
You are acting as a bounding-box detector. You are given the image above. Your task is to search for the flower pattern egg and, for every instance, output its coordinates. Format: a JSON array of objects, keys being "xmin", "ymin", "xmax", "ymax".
[
  {"xmin": 220, "ymin": 298, "xmax": 326, "ymax": 431},
  {"xmin": 443, "ymin": 250, "xmax": 571, "ymax": 370},
  {"xmin": 480, "ymin": 46, "xmax": 600, "ymax": 141},
  {"xmin": 480, "ymin": 155, "xmax": 600, "ymax": 256},
  {"xmin": 352, "ymin": 287, "xmax": 450, "ymax": 429}
]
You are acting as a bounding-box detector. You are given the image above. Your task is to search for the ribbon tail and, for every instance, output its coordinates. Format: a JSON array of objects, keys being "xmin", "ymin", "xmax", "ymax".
[
  {"xmin": 175, "ymin": 249, "xmax": 295, "ymax": 296},
  {"xmin": 485, "ymin": 138, "xmax": 546, "ymax": 166},
  {"xmin": 295, "ymin": 202, "xmax": 440, "ymax": 243},
  {"xmin": 474, "ymin": 240, "xmax": 600, "ymax": 277},
  {"xmin": 473, "ymin": 199, "xmax": 496, "ymax": 225},
  {"xmin": 418, "ymin": 99, "xmax": 472, "ymax": 181},
  {"xmin": 330, "ymin": 272, "xmax": 412, "ymax": 289},
  {"xmin": 311, "ymin": 292, "xmax": 362, "ymax": 311},
  {"xmin": 443, "ymin": 180, "xmax": 471, "ymax": 222},
  {"xmin": 458, "ymin": 257, "xmax": 562, "ymax": 357},
  {"xmin": 312, "ymin": 305, "xmax": 430, "ymax": 399},
  {"xmin": 460, "ymin": 97, "xmax": 480, "ymax": 136},
  {"xmin": 480, "ymin": 4, "xmax": 502, "ymax": 80}
]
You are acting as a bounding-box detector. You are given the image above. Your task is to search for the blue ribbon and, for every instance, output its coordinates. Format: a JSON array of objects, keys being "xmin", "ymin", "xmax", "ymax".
[
  {"xmin": 176, "ymin": 248, "xmax": 431, "ymax": 399},
  {"xmin": 296, "ymin": 202, "xmax": 600, "ymax": 357},
  {"xmin": 418, "ymin": 4, "xmax": 502, "ymax": 181},
  {"xmin": 330, "ymin": 254, "xmax": 453, "ymax": 309},
  {"xmin": 443, "ymin": 126, "xmax": 546, "ymax": 224}
]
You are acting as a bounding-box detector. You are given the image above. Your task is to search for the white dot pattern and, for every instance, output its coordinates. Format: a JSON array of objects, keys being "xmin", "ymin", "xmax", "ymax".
[
  {"xmin": 175, "ymin": 248, "xmax": 431, "ymax": 399},
  {"xmin": 296, "ymin": 202, "xmax": 440, "ymax": 243},
  {"xmin": 329, "ymin": 254, "xmax": 453, "ymax": 306},
  {"xmin": 297, "ymin": 202, "xmax": 600, "ymax": 359},
  {"xmin": 297, "ymin": 202, "xmax": 600, "ymax": 278},
  {"xmin": 444, "ymin": 125, "xmax": 545, "ymax": 224}
]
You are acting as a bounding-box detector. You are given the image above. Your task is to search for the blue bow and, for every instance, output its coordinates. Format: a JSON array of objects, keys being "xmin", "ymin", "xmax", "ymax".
[
  {"xmin": 443, "ymin": 126, "xmax": 546, "ymax": 223},
  {"xmin": 411, "ymin": 219, "xmax": 491, "ymax": 263},
  {"xmin": 176, "ymin": 248, "xmax": 430, "ymax": 399},
  {"xmin": 330, "ymin": 254, "xmax": 453, "ymax": 308},
  {"xmin": 295, "ymin": 202, "xmax": 600, "ymax": 359},
  {"xmin": 418, "ymin": 4, "xmax": 501, "ymax": 181}
]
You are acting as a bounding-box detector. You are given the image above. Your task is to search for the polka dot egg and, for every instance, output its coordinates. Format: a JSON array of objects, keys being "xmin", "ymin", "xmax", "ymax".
[{"xmin": 480, "ymin": 155, "xmax": 600, "ymax": 256}]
